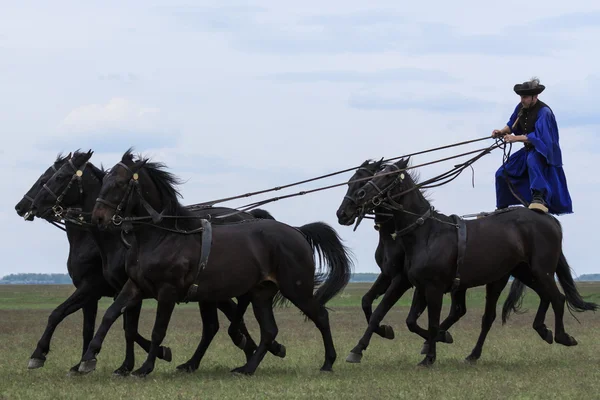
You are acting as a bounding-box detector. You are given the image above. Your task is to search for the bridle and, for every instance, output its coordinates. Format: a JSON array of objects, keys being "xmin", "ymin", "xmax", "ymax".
[
  {"xmin": 95, "ymin": 162, "xmax": 163, "ymax": 226},
  {"xmin": 40, "ymin": 158, "xmax": 88, "ymax": 219}
]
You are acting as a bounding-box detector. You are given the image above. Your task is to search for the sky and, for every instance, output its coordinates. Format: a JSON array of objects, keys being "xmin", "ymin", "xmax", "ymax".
[{"xmin": 1, "ymin": 0, "xmax": 599, "ymax": 279}]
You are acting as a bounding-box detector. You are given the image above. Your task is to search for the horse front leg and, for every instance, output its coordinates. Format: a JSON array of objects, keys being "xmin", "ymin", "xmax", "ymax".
[
  {"xmin": 346, "ymin": 274, "xmax": 412, "ymax": 363},
  {"xmin": 131, "ymin": 285, "xmax": 177, "ymax": 378},
  {"xmin": 29, "ymin": 281, "xmax": 99, "ymax": 370},
  {"xmin": 78, "ymin": 279, "xmax": 143, "ymax": 374}
]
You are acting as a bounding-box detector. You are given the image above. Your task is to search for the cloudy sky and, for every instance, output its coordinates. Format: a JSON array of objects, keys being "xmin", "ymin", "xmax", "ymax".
[{"xmin": 1, "ymin": 0, "xmax": 599, "ymax": 279}]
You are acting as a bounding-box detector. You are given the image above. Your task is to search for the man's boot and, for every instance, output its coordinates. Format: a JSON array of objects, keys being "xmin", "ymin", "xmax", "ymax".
[{"xmin": 529, "ymin": 190, "xmax": 548, "ymax": 213}]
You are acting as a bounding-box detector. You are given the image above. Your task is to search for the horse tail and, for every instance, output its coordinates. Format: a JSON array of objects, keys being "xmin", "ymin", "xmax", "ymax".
[
  {"xmin": 556, "ymin": 251, "xmax": 599, "ymax": 313},
  {"xmin": 297, "ymin": 222, "xmax": 354, "ymax": 306},
  {"xmin": 501, "ymin": 278, "xmax": 528, "ymax": 324},
  {"xmin": 249, "ymin": 208, "xmax": 276, "ymax": 220}
]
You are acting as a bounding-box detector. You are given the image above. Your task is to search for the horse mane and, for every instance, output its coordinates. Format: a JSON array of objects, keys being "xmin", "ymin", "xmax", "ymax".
[
  {"xmin": 54, "ymin": 152, "xmax": 71, "ymax": 165},
  {"xmin": 383, "ymin": 158, "xmax": 433, "ymax": 204},
  {"xmin": 122, "ymin": 149, "xmax": 185, "ymax": 216}
]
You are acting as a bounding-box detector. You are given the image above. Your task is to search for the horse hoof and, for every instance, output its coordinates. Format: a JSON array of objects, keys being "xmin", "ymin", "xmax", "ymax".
[
  {"xmin": 464, "ymin": 355, "xmax": 478, "ymax": 364},
  {"xmin": 131, "ymin": 368, "xmax": 151, "ymax": 378},
  {"xmin": 555, "ymin": 334, "xmax": 578, "ymax": 347},
  {"xmin": 320, "ymin": 366, "xmax": 333, "ymax": 372},
  {"xmin": 176, "ymin": 363, "xmax": 197, "ymax": 373},
  {"xmin": 236, "ymin": 335, "xmax": 248, "ymax": 350},
  {"xmin": 78, "ymin": 359, "xmax": 97, "ymax": 374},
  {"xmin": 544, "ymin": 330, "xmax": 554, "ymax": 344},
  {"xmin": 417, "ymin": 357, "xmax": 435, "ymax": 368},
  {"xmin": 382, "ymin": 325, "xmax": 395, "ymax": 340},
  {"xmin": 276, "ymin": 344, "xmax": 286, "ymax": 358},
  {"xmin": 28, "ymin": 358, "xmax": 45, "ymax": 369},
  {"xmin": 443, "ymin": 331, "xmax": 454, "ymax": 344},
  {"xmin": 161, "ymin": 347, "xmax": 173, "ymax": 362},
  {"xmin": 112, "ymin": 367, "xmax": 131, "ymax": 377},
  {"xmin": 420, "ymin": 342, "xmax": 429, "ymax": 355},
  {"xmin": 345, "ymin": 352, "xmax": 362, "ymax": 363},
  {"xmin": 231, "ymin": 366, "xmax": 253, "ymax": 376}
]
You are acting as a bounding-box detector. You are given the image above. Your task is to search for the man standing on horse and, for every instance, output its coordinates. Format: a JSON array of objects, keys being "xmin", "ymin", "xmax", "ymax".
[{"xmin": 492, "ymin": 77, "xmax": 573, "ymax": 215}]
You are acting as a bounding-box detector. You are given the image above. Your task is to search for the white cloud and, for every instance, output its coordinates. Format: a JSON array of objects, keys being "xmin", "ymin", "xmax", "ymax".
[{"xmin": 57, "ymin": 97, "xmax": 162, "ymax": 136}]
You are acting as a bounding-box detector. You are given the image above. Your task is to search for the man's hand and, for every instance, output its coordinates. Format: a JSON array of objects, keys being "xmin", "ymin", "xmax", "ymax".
[
  {"xmin": 503, "ymin": 134, "xmax": 526, "ymax": 143},
  {"xmin": 492, "ymin": 129, "xmax": 504, "ymax": 138}
]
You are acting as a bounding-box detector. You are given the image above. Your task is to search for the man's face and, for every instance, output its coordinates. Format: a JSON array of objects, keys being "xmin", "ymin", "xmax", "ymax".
[{"xmin": 520, "ymin": 94, "xmax": 537, "ymax": 108}]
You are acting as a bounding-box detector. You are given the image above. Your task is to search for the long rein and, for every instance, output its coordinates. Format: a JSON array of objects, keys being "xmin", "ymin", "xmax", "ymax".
[
  {"xmin": 352, "ymin": 138, "xmax": 507, "ymax": 233},
  {"xmin": 60, "ymin": 137, "xmax": 504, "ymax": 234}
]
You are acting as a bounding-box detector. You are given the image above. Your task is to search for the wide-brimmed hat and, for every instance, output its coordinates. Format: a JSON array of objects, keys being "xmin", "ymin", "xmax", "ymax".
[{"xmin": 514, "ymin": 79, "xmax": 545, "ymax": 96}]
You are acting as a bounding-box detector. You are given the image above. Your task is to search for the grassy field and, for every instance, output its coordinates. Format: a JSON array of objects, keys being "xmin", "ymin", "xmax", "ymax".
[{"xmin": 1, "ymin": 283, "xmax": 599, "ymax": 399}]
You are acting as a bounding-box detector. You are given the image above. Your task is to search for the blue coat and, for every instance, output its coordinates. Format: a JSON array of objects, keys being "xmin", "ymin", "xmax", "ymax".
[{"xmin": 495, "ymin": 103, "xmax": 573, "ymax": 214}]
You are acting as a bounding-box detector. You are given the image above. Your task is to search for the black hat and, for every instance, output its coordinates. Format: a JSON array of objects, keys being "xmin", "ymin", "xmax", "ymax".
[{"xmin": 514, "ymin": 79, "xmax": 545, "ymax": 96}]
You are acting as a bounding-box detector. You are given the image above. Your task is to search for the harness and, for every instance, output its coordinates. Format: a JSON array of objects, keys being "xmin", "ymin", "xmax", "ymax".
[{"xmin": 95, "ymin": 162, "xmax": 213, "ymax": 301}]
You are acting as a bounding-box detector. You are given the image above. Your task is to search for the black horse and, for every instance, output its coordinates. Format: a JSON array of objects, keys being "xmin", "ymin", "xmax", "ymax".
[
  {"xmin": 347, "ymin": 157, "xmax": 597, "ymax": 366},
  {"xmin": 336, "ymin": 159, "xmax": 535, "ymax": 363},
  {"xmin": 24, "ymin": 151, "xmax": 285, "ymax": 375},
  {"xmin": 64, "ymin": 150, "xmax": 352, "ymax": 377},
  {"xmin": 15, "ymin": 152, "xmax": 172, "ymax": 374}
]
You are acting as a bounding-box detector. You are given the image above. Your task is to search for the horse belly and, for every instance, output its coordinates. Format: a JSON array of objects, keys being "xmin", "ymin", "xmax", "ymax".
[{"xmin": 189, "ymin": 234, "xmax": 264, "ymax": 302}]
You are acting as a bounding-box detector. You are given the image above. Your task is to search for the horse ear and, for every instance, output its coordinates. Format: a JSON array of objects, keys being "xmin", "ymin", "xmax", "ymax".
[
  {"xmin": 398, "ymin": 157, "xmax": 410, "ymax": 170},
  {"xmin": 67, "ymin": 152, "xmax": 72, "ymax": 159},
  {"xmin": 83, "ymin": 150, "xmax": 94, "ymax": 161}
]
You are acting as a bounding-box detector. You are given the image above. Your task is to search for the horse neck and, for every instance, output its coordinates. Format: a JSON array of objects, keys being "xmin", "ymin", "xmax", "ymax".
[
  {"xmin": 133, "ymin": 173, "xmax": 193, "ymax": 232},
  {"xmin": 389, "ymin": 184, "xmax": 433, "ymax": 235}
]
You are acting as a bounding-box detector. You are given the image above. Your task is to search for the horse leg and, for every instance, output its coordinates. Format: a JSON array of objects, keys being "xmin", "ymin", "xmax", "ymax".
[
  {"xmin": 510, "ymin": 271, "xmax": 553, "ymax": 343},
  {"xmin": 132, "ymin": 321, "xmax": 172, "ymax": 363},
  {"xmin": 78, "ymin": 279, "xmax": 143, "ymax": 374},
  {"xmin": 220, "ymin": 296, "xmax": 286, "ymax": 360},
  {"xmin": 131, "ymin": 286, "xmax": 178, "ymax": 377},
  {"xmin": 419, "ymin": 284, "xmax": 444, "ymax": 367},
  {"xmin": 176, "ymin": 301, "xmax": 219, "ymax": 373},
  {"xmin": 420, "ymin": 289, "xmax": 464, "ymax": 355},
  {"xmin": 277, "ymin": 282, "xmax": 338, "ymax": 373},
  {"xmin": 465, "ymin": 276, "xmax": 510, "ymax": 363},
  {"xmin": 28, "ymin": 282, "xmax": 98, "ymax": 370},
  {"xmin": 347, "ymin": 274, "xmax": 412, "ymax": 363},
  {"xmin": 231, "ymin": 284, "xmax": 279, "ymax": 375},
  {"xmin": 406, "ymin": 288, "xmax": 429, "ymax": 340},
  {"xmin": 531, "ymin": 266, "xmax": 577, "ymax": 347},
  {"xmin": 362, "ymin": 273, "xmax": 395, "ymax": 339},
  {"xmin": 112, "ymin": 301, "xmax": 174, "ymax": 376},
  {"xmin": 67, "ymin": 297, "xmax": 100, "ymax": 374}
]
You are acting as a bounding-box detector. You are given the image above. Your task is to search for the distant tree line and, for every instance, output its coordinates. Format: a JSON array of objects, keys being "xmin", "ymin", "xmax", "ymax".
[
  {"xmin": 0, "ymin": 273, "xmax": 72, "ymax": 285},
  {"xmin": 1, "ymin": 272, "xmax": 599, "ymax": 285}
]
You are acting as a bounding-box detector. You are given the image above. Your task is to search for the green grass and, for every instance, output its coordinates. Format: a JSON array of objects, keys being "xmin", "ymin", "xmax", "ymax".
[{"xmin": 1, "ymin": 283, "xmax": 599, "ymax": 399}]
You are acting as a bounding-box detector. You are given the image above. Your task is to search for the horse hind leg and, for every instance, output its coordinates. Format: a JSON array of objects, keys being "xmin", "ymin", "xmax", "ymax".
[
  {"xmin": 231, "ymin": 282, "xmax": 280, "ymax": 375},
  {"xmin": 531, "ymin": 260, "xmax": 577, "ymax": 347},
  {"xmin": 509, "ymin": 270, "xmax": 553, "ymax": 343}
]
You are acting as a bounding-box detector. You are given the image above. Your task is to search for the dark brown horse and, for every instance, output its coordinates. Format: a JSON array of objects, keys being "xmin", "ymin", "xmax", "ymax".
[
  {"xmin": 26, "ymin": 151, "xmax": 285, "ymax": 374},
  {"xmin": 75, "ymin": 150, "xmax": 353, "ymax": 376},
  {"xmin": 348, "ymin": 157, "xmax": 597, "ymax": 366}
]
